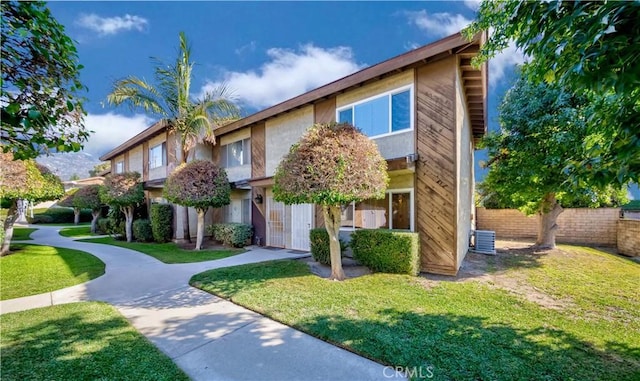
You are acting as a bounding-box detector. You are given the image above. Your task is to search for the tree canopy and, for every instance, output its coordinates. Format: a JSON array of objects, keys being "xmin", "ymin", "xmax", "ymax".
[
  {"xmin": 274, "ymin": 122, "xmax": 388, "ymax": 280},
  {"xmin": 1, "ymin": 1, "xmax": 88, "ymax": 160},
  {"xmin": 480, "ymin": 76, "xmax": 627, "ymax": 248},
  {"xmin": 465, "ymin": 0, "xmax": 640, "ymax": 186},
  {"xmin": 164, "ymin": 160, "xmax": 230, "ymax": 250},
  {"xmin": 100, "ymin": 172, "xmax": 144, "ymax": 242}
]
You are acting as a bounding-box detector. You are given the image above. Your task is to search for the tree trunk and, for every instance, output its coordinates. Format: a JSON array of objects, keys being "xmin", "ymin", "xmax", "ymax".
[
  {"xmin": 90, "ymin": 209, "xmax": 101, "ymax": 234},
  {"xmin": 323, "ymin": 204, "xmax": 345, "ymax": 281},
  {"xmin": 1, "ymin": 200, "xmax": 19, "ymax": 256},
  {"xmin": 74, "ymin": 207, "xmax": 80, "ymax": 225},
  {"xmin": 195, "ymin": 208, "xmax": 206, "ymax": 250},
  {"xmin": 535, "ymin": 193, "xmax": 564, "ymax": 249},
  {"xmin": 182, "ymin": 206, "xmax": 191, "ymax": 243},
  {"xmin": 123, "ymin": 206, "xmax": 134, "ymax": 243}
]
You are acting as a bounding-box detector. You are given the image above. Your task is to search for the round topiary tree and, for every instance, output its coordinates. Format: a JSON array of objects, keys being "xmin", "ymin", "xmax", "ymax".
[
  {"xmin": 273, "ymin": 122, "xmax": 389, "ymax": 280},
  {"xmin": 100, "ymin": 172, "xmax": 144, "ymax": 242},
  {"xmin": 163, "ymin": 160, "xmax": 230, "ymax": 250},
  {"xmin": 0, "ymin": 152, "xmax": 64, "ymax": 255},
  {"xmin": 73, "ymin": 185, "xmax": 104, "ymax": 234},
  {"xmin": 57, "ymin": 188, "xmax": 81, "ymax": 224}
]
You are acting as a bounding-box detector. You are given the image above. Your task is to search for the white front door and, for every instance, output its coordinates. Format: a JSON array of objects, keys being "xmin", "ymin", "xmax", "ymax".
[
  {"xmin": 291, "ymin": 203, "xmax": 313, "ymax": 251},
  {"xmin": 267, "ymin": 197, "xmax": 286, "ymax": 247}
]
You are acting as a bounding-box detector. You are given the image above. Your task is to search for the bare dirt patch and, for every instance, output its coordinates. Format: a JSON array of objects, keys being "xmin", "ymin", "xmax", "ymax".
[
  {"xmin": 176, "ymin": 239, "xmax": 231, "ymax": 251},
  {"xmin": 298, "ymin": 256, "xmax": 372, "ymax": 279},
  {"xmin": 422, "ymin": 239, "xmax": 573, "ymax": 310}
]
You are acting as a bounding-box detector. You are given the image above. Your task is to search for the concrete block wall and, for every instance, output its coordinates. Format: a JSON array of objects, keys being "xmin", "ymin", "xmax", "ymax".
[
  {"xmin": 617, "ymin": 219, "xmax": 640, "ymax": 256},
  {"xmin": 477, "ymin": 207, "xmax": 620, "ymax": 246}
]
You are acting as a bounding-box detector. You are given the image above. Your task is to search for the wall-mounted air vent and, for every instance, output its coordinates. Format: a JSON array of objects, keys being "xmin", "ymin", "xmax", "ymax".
[{"xmin": 474, "ymin": 230, "xmax": 496, "ymax": 255}]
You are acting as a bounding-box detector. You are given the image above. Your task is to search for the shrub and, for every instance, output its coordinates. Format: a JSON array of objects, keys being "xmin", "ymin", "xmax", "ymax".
[
  {"xmin": 351, "ymin": 229, "xmax": 420, "ymax": 275},
  {"xmin": 27, "ymin": 208, "xmax": 92, "ymax": 224},
  {"xmin": 96, "ymin": 218, "xmax": 110, "ymax": 235},
  {"xmin": 105, "ymin": 208, "xmax": 126, "ymax": 239},
  {"xmin": 309, "ymin": 228, "xmax": 348, "ymax": 265},
  {"xmin": 208, "ymin": 223, "xmax": 252, "ymax": 247},
  {"xmin": 133, "ymin": 219, "xmax": 153, "ymax": 242},
  {"xmin": 150, "ymin": 204, "xmax": 173, "ymax": 243}
]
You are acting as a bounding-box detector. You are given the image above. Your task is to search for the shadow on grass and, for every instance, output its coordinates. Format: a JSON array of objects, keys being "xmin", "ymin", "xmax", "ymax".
[
  {"xmin": 11, "ymin": 243, "xmax": 105, "ymax": 280},
  {"xmin": 190, "ymin": 260, "xmax": 309, "ymax": 298},
  {"xmin": 0, "ymin": 303, "xmax": 188, "ymax": 381},
  {"xmin": 296, "ymin": 310, "xmax": 640, "ymax": 381}
]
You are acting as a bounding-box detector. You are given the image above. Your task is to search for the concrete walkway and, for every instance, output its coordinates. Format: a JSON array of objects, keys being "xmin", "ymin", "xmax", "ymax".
[{"xmin": 1, "ymin": 225, "xmax": 392, "ymax": 381}]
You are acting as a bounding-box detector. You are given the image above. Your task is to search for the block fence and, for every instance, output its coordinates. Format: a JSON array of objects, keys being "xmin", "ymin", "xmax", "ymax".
[
  {"xmin": 476, "ymin": 207, "xmax": 620, "ymax": 246},
  {"xmin": 617, "ymin": 219, "xmax": 640, "ymax": 257}
]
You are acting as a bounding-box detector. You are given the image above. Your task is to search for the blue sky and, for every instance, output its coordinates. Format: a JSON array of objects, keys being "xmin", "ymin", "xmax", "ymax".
[{"xmin": 47, "ymin": 1, "xmax": 524, "ymax": 173}]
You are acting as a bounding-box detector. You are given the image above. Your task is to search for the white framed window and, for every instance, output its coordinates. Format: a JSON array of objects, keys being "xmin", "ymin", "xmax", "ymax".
[
  {"xmin": 336, "ymin": 85, "xmax": 413, "ymax": 138},
  {"xmin": 221, "ymin": 138, "xmax": 251, "ymax": 168},
  {"xmin": 222, "ymin": 198, "xmax": 252, "ymax": 224},
  {"xmin": 115, "ymin": 161, "xmax": 124, "ymax": 174},
  {"xmin": 340, "ymin": 189, "xmax": 414, "ymax": 231},
  {"xmin": 149, "ymin": 142, "xmax": 166, "ymax": 169}
]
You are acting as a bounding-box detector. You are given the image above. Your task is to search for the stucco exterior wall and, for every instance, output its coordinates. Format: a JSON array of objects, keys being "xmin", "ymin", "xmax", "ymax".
[
  {"xmin": 265, "ymin": 105, "xmax": 314, "ymax": 177},
  {"xmin": 455, "ymin": 68, "xmax": 473, "ymax": 269},
  {"xmin": 336, "ymin": 70, "xmax": 415, "ymax": 160},
  {"xmin": 112, "ymin": 154, "xmax": 125, "ymax": 173},
  {"xmin": 128, "ymin": 146, "xmax": 143, "ymax": 175}
]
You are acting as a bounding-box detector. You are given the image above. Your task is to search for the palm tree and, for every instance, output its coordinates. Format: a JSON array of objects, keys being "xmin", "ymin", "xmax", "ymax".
[{"xmin": 107, "ymin": 32, "xmax": 240, "ymax": 243}]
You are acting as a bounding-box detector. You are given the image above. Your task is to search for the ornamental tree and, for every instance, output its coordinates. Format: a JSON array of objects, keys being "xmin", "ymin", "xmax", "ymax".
[
  {"xmin": 100, "ymin": 173, "xmax": 144, "ymax": 242},
  {"xmin": 0, "ymin": 152, "xmax": 64, "ymax": 255},
  {"xmin": 1, "ymin": 1, "xmax": 88, "ymax": 159},
  {"xmin": 164, "ymin": 160, "xmax": 231, "ymax": 250},
  {"xmin": 465, "ymin": 0, "xmax": 640, "ymax": 186},
  {"xmin": 273, "ymin": 123, "xmax": 388, "ymax": 281},
  {"xmin": 480, "ymin": 77, "xmax": 627, "ymax": 249},
  {"xmin": 73, "ymin": 185, "xmax": 104, "ymax": 233},
  {"xmin": 57, "ymin": 188, "xmax": 81, "ymax": 224}
]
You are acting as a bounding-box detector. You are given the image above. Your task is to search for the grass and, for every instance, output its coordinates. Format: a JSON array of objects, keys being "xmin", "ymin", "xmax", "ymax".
[
  {"xmin": 12, "ymin": 227, "xmax": 37, "ymax": 240},
  {"xmin": 79, "ymin": 236, "xmax": 245, "ymax": 264},
  {"xmin": 59, "ymin": 225, "xmax": 94, "ymax": 238},
  {"xmin": 191, "ymin": 246, "xmax": 640, "ymax": 381},
  {"xmin": 43, "ymin": 222, "xmax": 91, "ymax": 227},
  {"xmin": 1, "ymin": 244, "xmax": 105, "ymax": 300},
  {"xmin": 0, "ymin": 302, "xmax": 189, "ymax": 381}
]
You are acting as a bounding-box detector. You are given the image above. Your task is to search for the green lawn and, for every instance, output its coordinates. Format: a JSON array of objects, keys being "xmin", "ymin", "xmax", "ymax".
[
  {"xmin": 0, "ymin": 302, "xmax": 189, "ymax": 381},
  {"xmin": 79, "ymin": 236, "xmax": 244, "ymax": 264},
  {"xmin": 59, "ymin": 225, "xmax": 94, "ymax": 238},
  {"xmin": 12, "ymin": 227, "xmax": 37, "ymax": 240},
  {"xmin": 191, "ymin": 246, "xmax": 640, "ymax": 381},
  {"xmin": 1, "ymin": 244, "xmax": 105, "ymax": 300}
]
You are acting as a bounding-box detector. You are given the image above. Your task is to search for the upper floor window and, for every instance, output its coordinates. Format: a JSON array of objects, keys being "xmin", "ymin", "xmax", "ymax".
[
  {"xmin": 115, "ymin": 161, "xmax": 124, "ymax": 174},
  {"xmin": 337, "ymin": 86, "xmax": 413, "ymax": 138},
  {"xmin": 221, "ymin": 138, "xmax": 251, "ymax": 168},
  {"xmin": 149, "ymin": 142, "xmax": 166, "ymax": 169}
]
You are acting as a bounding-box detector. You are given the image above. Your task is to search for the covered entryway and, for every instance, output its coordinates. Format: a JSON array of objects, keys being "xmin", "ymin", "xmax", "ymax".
[{"xmin": 291, "ymin": 203, "xmax": 313, "ymax": 251}]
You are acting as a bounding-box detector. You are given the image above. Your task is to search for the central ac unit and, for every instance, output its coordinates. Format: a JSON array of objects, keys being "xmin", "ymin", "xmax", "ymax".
[{"xmin": 473, "ymin": 230, "xmax": 496, "ymax": 255}]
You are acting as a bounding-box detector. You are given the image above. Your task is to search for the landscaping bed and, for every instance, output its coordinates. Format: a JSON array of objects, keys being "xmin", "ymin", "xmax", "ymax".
[{"xmin": 191, "ymin": 244, "xmax": 640, "ymax": 381}]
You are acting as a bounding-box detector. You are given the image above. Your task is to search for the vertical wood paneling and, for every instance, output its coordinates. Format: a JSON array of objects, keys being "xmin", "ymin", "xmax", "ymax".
[
  {"xmin": 251, "ymin": 122, "xmax": 266, "ymax": 178},
  {"xmin": 415, "ymin": 57, "xmax": 458, "ymax": 275},
  {"xmin": 314, "ymin": 98, "xmax": 336, "ymax": 124},
  {"xmin": 142, "ymin": 141, "xmax": 149, "ymax": 181},
  {"xmin": 166, "ymin": 130, "xmax": 177, "ymax": 174}
]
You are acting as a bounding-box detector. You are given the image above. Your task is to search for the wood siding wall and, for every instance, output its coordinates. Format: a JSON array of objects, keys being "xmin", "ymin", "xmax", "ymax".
[
  {"xmin": 415, "ymin": 57, "xmax": 458, "ymax": 275},
  {"xmin": 251, "ymin": 122, "xmax": 267, "ymax": 245},
  {"xmin": 142, "ymin": 141, "xmax": 149, "ymax": 181}
]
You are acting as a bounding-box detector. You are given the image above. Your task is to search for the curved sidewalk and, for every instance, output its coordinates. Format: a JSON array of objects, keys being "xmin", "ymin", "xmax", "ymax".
[{"xmin": 1, "ymin": 225, "xmax": 394, "ymax": 381}]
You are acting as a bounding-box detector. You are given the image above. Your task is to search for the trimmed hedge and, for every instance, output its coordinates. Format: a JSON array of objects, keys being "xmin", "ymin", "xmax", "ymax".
[
  {"xmin": 351, "ymin": 229, "xmax": 420, "ymax": 275},
  {"xmin": 27, "ymin": 208, "xmax": 93, "ymax": 224},
  {"xmin": 96, "ymin": 218, "xmax": 110, "ymax": 234},
  {"xmin": 133, "ymin": 219, "xmax": 153, "ymax": 242},
  {"xmin": 309, "ymin": 228, "xmax": 348, "ymax": 265},
  {"xmin": 150, "ymin": 204, "xmax": 173, "ymax": 243},
  {"xmin": 208, "ymin": 223, "xmax": 252, "ymax": 247}
]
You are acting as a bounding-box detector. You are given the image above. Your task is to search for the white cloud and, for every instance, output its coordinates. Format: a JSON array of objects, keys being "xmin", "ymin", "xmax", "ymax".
[
  {"xmin": 235, "ymin": 41, "xmax": 257, "ymax": 56},
  {"xmin": 489, "ymin": 41, "xmax": 527, "ymax": 84},
  {"xmin": 201, "ymin": 44, "xmax": 364, "ymax": 110},
  {"xmin": 464, "ymin": 0, "xmax": 482, "ymax": 11},
  {"xmin": 406, "ymin": 10, "xmax": 472, "ymax": 37},
  {"xmin": 82, "ymin": 113, "xmax": 153, "ymax": 156},
  {"xmin": 76, "ymin": 13, "xmax": 148, "ymax": 36}
]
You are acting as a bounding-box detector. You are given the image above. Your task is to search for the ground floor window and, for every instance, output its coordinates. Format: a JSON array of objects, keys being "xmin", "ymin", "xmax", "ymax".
[
  {"xmin": 340, "ymin": 189, "xmax": 413, "ymax": 231},
  {"xmin": 222, "ymin": 198, "xmax": 251, "ymax": 224}
]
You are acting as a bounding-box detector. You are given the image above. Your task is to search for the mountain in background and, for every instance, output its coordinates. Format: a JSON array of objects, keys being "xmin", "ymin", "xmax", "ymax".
[{"xmin": 37, "ymin": 152, "xmax": 103, "ymax": 181}]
